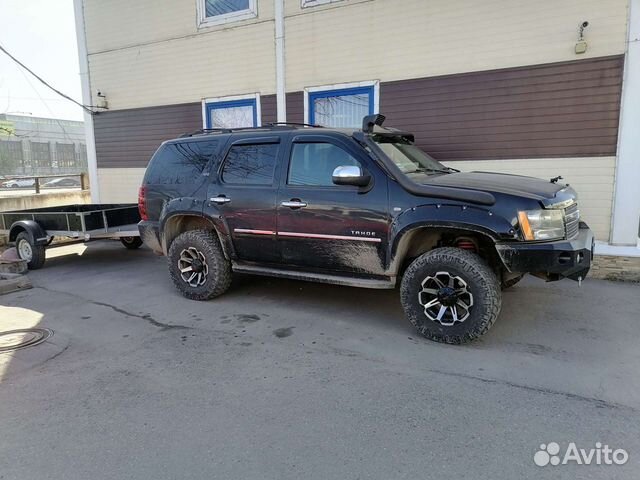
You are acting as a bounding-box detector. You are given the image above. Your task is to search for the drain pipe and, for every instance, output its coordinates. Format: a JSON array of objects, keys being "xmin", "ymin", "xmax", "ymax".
[
  {"xmin": 73, "ymin": 0, "xmax": 100, "ymax": 203},
  {"xmin": 275, "ymin": 0, "xmax": 286, "ymax": 122}
]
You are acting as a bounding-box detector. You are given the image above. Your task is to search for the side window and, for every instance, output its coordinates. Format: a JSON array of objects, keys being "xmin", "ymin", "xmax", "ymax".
[
  {"xmin": 221, "ymin": 143, "xmax": 279, "ymax": 185},
  {"xmin": 287, "ymin": 143, "xmax": 361, "ymax": 187},
  {"xmin": 145, "ymin": 140, "xmax": 219, "ymax": 185}
]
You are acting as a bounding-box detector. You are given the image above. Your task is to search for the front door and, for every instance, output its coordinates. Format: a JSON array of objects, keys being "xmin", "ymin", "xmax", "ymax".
[
  {"xmin": 276, "ymin": 135, "xmax": 390, "ymax": 275},
  {"xmin": 205, "ymin": 136, "xmax": 282, "ymax": 264}
]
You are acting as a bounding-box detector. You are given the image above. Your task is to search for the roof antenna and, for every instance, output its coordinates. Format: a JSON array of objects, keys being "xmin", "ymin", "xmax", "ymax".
[{"xmin": 362, "ymin": 114, "xmax": 386, "ymax": 133}]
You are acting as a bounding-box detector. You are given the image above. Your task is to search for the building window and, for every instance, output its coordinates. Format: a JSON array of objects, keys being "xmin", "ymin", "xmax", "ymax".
[
  {"xmin": 301, "ymin": 0, "xmax": 343, "ymax": 7},
  {"xmin": 31, "ymin": 142, "xmax": 51, "ymax": 169},
  {"xmin": 203, "ymin": 94, "xmax": 261, "ymax": 129},
  {"xmin": 197, "ymin": 0, "xmax": 257, "ymax": 27},
  {"xmin": 56, "ymin": 143, "xmax": 76, "ymax": 168},
  {"xmin": 306, "ymin": 82, "xmax": 379, "ymax": 128}
]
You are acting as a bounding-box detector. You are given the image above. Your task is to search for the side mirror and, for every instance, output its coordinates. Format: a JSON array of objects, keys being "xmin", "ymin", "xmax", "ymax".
[{"xmin": 332, "ymin": 165, "xmax": 371, "ymax": 187}]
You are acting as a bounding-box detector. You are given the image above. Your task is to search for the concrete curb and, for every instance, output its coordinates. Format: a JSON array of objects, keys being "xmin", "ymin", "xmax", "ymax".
[{"xmin": 0, "ymin": 273, "xmax": 32, "ymax": 295}]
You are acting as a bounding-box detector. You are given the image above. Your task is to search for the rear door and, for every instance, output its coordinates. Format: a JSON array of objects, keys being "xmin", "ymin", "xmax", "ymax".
[
  {"xmin": 204, "ymin": 135, "xmax": 283, "ymax": 264},
  {"xmin": 276, "ymin": 134, "xmax": 390, "ymax": 275}
]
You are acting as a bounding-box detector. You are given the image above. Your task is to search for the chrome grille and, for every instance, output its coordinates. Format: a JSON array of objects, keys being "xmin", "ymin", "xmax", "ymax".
[{"xmin": 564, "ymin": 203, "xmax": 580, "ymax": 239}]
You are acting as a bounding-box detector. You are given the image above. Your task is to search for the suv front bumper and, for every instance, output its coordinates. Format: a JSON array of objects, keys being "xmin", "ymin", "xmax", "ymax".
[{"xmin": 495, "ymin": 222, "xmax": 594, "ymax": 281}]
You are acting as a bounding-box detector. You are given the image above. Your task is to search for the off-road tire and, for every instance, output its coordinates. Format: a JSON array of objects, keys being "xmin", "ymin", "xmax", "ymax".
[
  {"xmin": 16, "ymin": 231, "xmax": 46, "ymax": 270},
  {"xmin": 502, "ymin": 274, "xmax": 524, "ymax": 290},
  {"xmin": 120, "ymin": 236, "xmax": 143, "ymax": 249},
  {"xmin": 400, "ymin": 247, "xmax": 501, "ymax": 344},
  {"xmin": 167, "ymin": 229, "xmax": 231, "ymax": 301}
]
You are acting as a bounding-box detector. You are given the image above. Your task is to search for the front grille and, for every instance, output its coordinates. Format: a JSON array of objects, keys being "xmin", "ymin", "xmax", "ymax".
[{"xmin": 564, "ymin": 203, "xmax": 580, "ymax": 239}]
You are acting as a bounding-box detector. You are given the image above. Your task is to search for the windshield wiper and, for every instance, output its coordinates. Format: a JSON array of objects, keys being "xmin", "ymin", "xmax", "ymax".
[{"xmin": 409, "ymin": 167, "xmax": 452, "ymax": 175}]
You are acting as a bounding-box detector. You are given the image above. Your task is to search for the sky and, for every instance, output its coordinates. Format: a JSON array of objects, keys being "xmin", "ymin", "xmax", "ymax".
[{"xmin": 0, "ymin": 0, "xmax": 84, "ymax": 121}]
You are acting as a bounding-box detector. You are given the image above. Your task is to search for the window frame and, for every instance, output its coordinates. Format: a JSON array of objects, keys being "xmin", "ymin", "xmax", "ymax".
[
  {"xmin": 301, "ymin": 0, "xmax": 344, "ymax": 7},
  {"xmin": 202, "ymin": 94, "xmax": 262, "ymax": 129},
  {"xmin": 196, "ymin": 0, "xmax": 258, "ymax": 28},
  {"xmin": 304, "ymin": 81, "xmax": 380, "ymax": 128}
]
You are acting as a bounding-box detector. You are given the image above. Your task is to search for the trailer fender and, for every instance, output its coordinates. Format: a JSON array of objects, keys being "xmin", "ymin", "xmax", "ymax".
[{"xmin": 9, "ymin": 220, "xmax": 48, "ymax": 245}]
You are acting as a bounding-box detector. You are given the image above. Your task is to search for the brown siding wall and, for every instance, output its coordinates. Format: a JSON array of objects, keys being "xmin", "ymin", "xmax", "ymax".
[
  {"xmin": 94, "ymin": 102, "xmax": 202, "ymax": 168},
  {"xmin": 95, "ymin": 55, "xmax": 623, "ymax": 168},
  {"xmin": 381, "ymin": 55, "xmax": 624, "ymax": 160}
]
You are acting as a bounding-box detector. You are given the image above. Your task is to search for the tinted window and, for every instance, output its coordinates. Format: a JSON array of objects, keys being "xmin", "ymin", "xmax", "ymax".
[
  {"xmin": 222, "ymin": 144, "xmax": 279, "ymax": 185},
  {"xmin": 288, "ymin": 143, "xmax": 361, "ymax": 186},
  {"xmin": 145, "ymin": 140, "xmax": 219, "ymax": 185}
]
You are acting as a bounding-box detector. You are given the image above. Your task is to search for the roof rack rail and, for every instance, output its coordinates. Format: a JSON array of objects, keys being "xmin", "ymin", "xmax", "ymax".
[
  {"xmin": 180, "ymin": 128, "xmax": 232, "ymax": 137},
  {"xmin": 265, "ymin": 122, "xmax": 323, "ymax": 128}
]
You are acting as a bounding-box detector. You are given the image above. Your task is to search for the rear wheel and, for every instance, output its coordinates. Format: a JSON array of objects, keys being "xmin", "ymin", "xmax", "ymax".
[
  {"xmin": 16, "ymin": 231, "xmax": 46, "ymax": 270},
  {"xmin": 120, "ymin": 236, "xmax": 143, "ymax": 249},
  {"xmin": 400, "ymin": 247, "xmax": 501, "ymax": 344},
  {"xmin": 167, "ymin": 229, "xmax": 231, "ymax": 301}
]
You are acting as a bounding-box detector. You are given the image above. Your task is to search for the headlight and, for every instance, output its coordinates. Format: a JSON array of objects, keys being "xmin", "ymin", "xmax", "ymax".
[{"xmin": 517, "ymin": 209, "xmax": 564, "ymax": 241}]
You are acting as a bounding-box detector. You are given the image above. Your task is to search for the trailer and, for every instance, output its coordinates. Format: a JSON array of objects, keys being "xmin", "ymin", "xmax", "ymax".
[{"xmin": 0, "ymin": 204, "xmax": 141, "ymax": 270}]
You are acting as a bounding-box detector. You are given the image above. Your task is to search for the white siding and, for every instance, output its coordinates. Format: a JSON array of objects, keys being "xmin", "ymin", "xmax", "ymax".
[{"xmin": 443, "ymin": 157, "xmax": 616, "ymax": 241}]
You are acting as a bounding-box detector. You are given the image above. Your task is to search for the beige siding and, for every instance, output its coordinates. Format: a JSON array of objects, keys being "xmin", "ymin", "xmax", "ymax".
[
  {"xmin": 84, "ymin": 0, "xmax": 276, "ymax": 110},
  {"xmin": 83, "ymin": 0, "xmax": 628, "ymax": 110},
  {"xmin": 284, "ymin": 0, "xmax": 628, "ymax": 91},
  {"xmin": 98, "ymin": 168, "xmax": 146, "ymax": 203},
  {"xmin": 87, "ymin": 22, "xmax": 276, "ymax": 109},
  {"xmin": 83, "ymin": 0, "xmax": 275, "ymax": 54},
  {"xmin": 443, "ymin": 157, "xmax": 616, "ymax": 241}
]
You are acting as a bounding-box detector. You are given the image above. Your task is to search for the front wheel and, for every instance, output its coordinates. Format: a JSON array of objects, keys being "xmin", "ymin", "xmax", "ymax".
[
  {"xmin": 400, "ymin": 247, "xmax": 501, "ymax": 344},
  {"xmin": 167, "ymin": 229, "xmax": 232, "ymax": 301},
  {"xmin": 16, "ymin": 231, "xmax": 46, "ymax": 270}
]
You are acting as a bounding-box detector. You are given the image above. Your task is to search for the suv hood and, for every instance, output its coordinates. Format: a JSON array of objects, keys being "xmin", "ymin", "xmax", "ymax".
[{"xmin": 423, "ymin": 171, "xmax": 570, "ymax": 203}]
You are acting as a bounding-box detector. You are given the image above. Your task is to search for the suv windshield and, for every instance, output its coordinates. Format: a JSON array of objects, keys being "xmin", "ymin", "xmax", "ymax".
[{"xmin": 372, "ymin": 135, "xmax": 451, "ymax": 175}]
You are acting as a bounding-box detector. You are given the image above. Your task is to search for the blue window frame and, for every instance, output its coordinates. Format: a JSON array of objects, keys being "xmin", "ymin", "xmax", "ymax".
[
  {"xmin": 308, "ymin": 86, "xmax": 375, "ymax": 128},
  {"xmin": 205, "ymin": 98, "xmax": 258, "ymax": 129}
]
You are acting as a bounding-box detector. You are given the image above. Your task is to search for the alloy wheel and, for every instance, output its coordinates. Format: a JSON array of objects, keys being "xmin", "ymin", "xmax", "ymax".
[
  {"xmin": 178, "ymin": 247, "xmax": 209, "ymax": 287},
  {"xmin": 418, "ymin": 271, "xmax": 474, "ymax": 326}
]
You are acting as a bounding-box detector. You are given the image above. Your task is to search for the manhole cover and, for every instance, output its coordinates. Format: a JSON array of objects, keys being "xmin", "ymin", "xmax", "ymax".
[{"xmin": 0, "ymin": 328, "xmax": 53, "ymax": 353}]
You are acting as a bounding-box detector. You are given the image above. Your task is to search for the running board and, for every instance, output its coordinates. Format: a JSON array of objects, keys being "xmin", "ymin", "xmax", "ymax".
[{"xmin": 232, "ymin": 263, "xmax": 396, "ymax": 289}]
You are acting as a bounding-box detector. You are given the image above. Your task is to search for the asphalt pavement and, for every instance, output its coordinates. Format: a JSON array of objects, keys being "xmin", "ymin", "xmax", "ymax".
[{"xmin": 0, "ymin": 241, "xmax": 638, "ymax": 479}]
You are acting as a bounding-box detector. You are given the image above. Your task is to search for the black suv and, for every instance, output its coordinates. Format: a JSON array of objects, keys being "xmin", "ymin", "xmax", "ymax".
[{"xmin": 138, "ymin": 115, "xmax": 593, "ymax": 344}]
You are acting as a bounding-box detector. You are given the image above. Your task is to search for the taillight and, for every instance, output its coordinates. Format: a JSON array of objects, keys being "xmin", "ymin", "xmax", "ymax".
[{"xmin": 138, "ymin": 186, "xmax": 148, "ymax": 221}]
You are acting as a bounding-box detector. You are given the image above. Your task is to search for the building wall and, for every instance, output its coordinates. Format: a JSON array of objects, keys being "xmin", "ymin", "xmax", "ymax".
[
  {"xmin": 81, "ymin": 0, "xmax": 631, "ymax": 242},
  {"xmin": 83, "ymin": 0, "xmax": 628, "ymax": 110},
  {"xmin": 283, "ymin": 0, "xmax": 628, "ymax": 92},
  {"xmin": 442, "ymin": 157, "xmax": 616, "ymax": 241}
]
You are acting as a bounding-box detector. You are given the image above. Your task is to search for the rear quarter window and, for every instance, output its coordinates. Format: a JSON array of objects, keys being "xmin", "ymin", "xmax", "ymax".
[{"xmin": 144, "ymin": 140, "xmax": 220, "ymax": 185}]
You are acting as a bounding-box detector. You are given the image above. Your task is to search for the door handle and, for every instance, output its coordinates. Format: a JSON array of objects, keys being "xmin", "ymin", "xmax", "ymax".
[
  {"xmin": 210, "ymin": 196, "xmax": 231, "ymax": 204},
  {"xmin": 281, "ymin": 200, "xmax": 307, "ymax": 208}
]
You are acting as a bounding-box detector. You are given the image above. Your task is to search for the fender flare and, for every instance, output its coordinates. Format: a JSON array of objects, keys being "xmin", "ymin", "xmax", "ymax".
[
  {"xmin": 9, "ymin": 220, "xmax": 48, "ymax": 245},
  {"xmin": 388, "ymin": 204, "xmax": 516, "ymax": 272},
  {"xmin": 159, "ymin": 211, "xmax": 234, "ymax": 259}
]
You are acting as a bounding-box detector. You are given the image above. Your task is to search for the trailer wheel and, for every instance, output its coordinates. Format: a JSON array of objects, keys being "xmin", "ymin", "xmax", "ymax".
[
  {"xmin": 16, "ymin": 231, "xmax": 46, "ymax": 270},
  {"xmin": 167, "ymin": 229, "xmax": 231, "ymax": 301},
  {"xmin": 400, "ymin": 247, "xmax": 501, "ymax": 344},
  {"xmin": 120, "ymin": 236, "xmax": 143, "ymax": 249}
]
